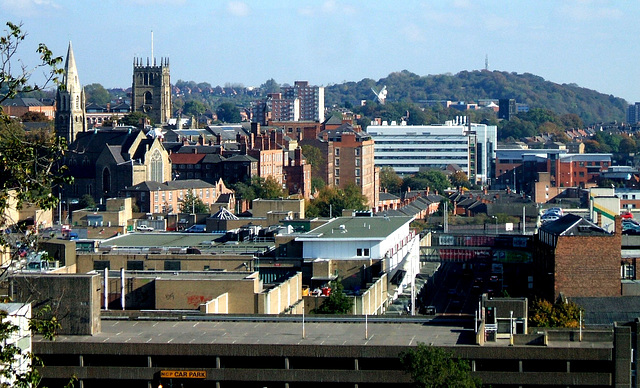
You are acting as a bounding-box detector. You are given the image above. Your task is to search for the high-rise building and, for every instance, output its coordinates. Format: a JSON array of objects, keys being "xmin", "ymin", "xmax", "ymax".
[
  {"xmin": 282, "ymin": 81, "xmax": 324, "ymax": 122},
  {"xmin": 627, "ymin": 102, "xmax": 640, "ymax": 124},
  {"xmin": 498, "ymin": 98, "xmax": 516, "ymax": 120},
  {"xmin": 55, "ymin": 42, "xmax": 86, "ymax": 143},
  {"xmin": 131, "ymin": 57, "xmax": 171, "ymax": 125}
]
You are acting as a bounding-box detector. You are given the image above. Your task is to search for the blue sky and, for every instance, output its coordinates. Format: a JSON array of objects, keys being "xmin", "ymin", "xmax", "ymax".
[{"xmin": 2, "ymin": 0, "xmax": 639, "ymax": 103}]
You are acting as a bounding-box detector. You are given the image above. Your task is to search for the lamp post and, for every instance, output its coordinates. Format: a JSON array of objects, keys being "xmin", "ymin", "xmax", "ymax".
[{"xmin": 491, "ymin": 216, "xmax": 498, "ymax": 234}]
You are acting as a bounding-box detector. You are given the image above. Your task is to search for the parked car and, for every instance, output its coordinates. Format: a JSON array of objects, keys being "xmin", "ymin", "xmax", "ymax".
[
  {"xmin": 185, "ymin": 224, "xmax": 206, "ymax": 233},
  {"xmin": 541, "ymin": 214, "xmax": 560, "ymax": 223},
  {"xmin": 136, "ymin": 225, "xmax": 154, "ymax": 232},
  {"xmin": 543, "ymin": 207, "xmax": 563, "ymax": 217},
  {"xmin": 621, "ymin": 211, "xmax": 634, "ymax": 219}
]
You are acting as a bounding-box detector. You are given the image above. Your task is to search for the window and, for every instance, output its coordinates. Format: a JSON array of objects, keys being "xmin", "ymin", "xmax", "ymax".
[
  {"xmin": 335, "ymin": 148, "xmax": 340, "ymax": 156},
  {"xmin": 355, "ymin": 149, "xmax": 360, "ymax": 156},
  {"xmin": 355, "ymin": 158, "xmax": 360, "ymax": 167},
  {"xmin": 93, "ymin": 261, "xmax": 110, "ymax": 271},
  {"xmin": 356, "ymin": 177, "xmax": 361, "ymax": 185},
  {"xmin": 335, "ymin": 168, "xmax": 340, "ymax": 177},
  {"xmin": 335, "ymin": 158, "xmax": 340, "ymax": 167},
  {"xmin": 335, "ymin": 178, "xmax": 340, "ymax": 185},
  {"xmin": 356, "ymin": 248, "xmax": 370, "ymax": 257},
  {"xmin": 165, "ymin": 261, "xmax": 181, "ymax": 271},
  {"xmin": 355, "ymin": 168, "xmax": 361, "ymax": 177},
  {"xmin": 622, "ymin": 263, "xmax": 635, "ymax": 280},
  {"xmin": 127, "ymin": 261, "xmax": 144, "ymax": 270}
]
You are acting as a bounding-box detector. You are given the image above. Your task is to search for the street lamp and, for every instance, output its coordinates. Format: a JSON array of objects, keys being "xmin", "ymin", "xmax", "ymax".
[{"xmin": 491, "ymin": 216, "xmax": 498, "ymax": 234}]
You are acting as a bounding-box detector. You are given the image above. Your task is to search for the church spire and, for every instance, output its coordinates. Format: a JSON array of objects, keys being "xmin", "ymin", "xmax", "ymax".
[{"xmin": 63, "ymin": 42, "xmax": 80, "ymax": 93}]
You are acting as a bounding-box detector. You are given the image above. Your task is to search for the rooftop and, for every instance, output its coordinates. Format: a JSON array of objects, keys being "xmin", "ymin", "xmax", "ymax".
[{"xmin": 296, "ymin": 216, "xmax": 413, "ymax": 241}]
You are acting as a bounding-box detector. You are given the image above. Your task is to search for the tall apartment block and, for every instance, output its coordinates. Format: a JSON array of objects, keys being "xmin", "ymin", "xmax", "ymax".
[
  {"xmin": 627, "ymin": 102, "xmax": 640, "ymax": 124},
  {"xmin": 253, "ymin": 81, "xmax": 324, "ymax": 125},
  {"xmin": 282, "ymin": 81, "xmax": 324, "ymax": 122}
]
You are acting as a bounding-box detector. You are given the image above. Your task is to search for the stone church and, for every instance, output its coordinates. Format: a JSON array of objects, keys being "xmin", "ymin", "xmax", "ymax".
[
  {"xmin": 64, "ymin": 128, "xmax": 172, "ymax": 204},
  {"xmin": 54, "ymin": 42, "xmax": 86, "ymax": 143},
  {"xmin": 131, "ymin": 57, "xmax": 171, "ymax": 125}
]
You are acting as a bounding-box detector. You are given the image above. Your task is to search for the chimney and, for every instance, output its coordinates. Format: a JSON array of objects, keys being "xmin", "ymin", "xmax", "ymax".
[
  {"xmin": 193, "ymin": 148, "xmax": 197, "ymax": 154},
  {"xmin": 294, "ymin": 147, "xmax": 303, "ymax": 167}
]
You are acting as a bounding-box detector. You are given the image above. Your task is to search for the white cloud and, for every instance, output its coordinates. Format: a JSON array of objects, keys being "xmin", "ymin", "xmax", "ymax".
[
  {"xmin": 403, "ymin": 23, "xmax": 426, "ymax": 43},
  {"xmin": 297, "ymin": 1, "xmax": 355, "ymax": 17},
  {"xmin": 129, "ymin": 0, "xmax": 186, "ymax": 4},
  {"xmin": 0, "ymin": 0, "xmax": 59, "ymax": 17},
  {"xmin": 227, "ymin": 1, "xmax": 249, "ymax": 17},
  {"xmin": 559, "ymin": 0, "xmax": 623, "ymax": 22}
]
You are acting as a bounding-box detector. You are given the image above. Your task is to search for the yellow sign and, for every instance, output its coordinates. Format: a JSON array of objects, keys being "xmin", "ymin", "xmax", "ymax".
[{"xmin": 161, "ymin": 370, "xmax": 207, "ymax": 379}]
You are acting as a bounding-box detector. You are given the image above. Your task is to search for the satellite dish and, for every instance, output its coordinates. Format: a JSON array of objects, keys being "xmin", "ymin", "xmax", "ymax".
[{"xmin": 371, "ymin": 85, "xmax": 387, "ymax": 104}]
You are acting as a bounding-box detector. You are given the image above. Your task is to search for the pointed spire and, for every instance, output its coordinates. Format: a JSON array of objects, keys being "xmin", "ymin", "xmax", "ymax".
[{"xmin": 63, "ymin": 41, "xmax": 79, "ymax": 88}]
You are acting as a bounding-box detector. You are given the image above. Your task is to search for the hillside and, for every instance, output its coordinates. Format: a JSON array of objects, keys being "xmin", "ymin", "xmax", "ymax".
[{"xmin": 324, "ymin": 70, "xmax": 628, "ymax": 125}]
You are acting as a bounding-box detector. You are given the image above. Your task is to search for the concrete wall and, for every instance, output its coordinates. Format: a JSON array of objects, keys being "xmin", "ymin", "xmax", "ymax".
[
  {"xmin": 252, "ymin": 198, "xmax": 305, "ymax": 219},
  {"xmin": 77, "ymin": 253, "xmax": 253, "ymax": 273},
  {"xmin": 199, "ymin": 293, "xmax": 229, "ymax": 314},
  {"xmin": 11, "ymin": 273, "xmax": 101, "ymax": 335},
  {"xmin": 351, "ymin": 273, "xmax": 388, "ymax": 315},
  {"xmin": 154, "ymin": 274, "xmax": 260, "ymax": 313},
  {"xmin": 257, "ymin": 272, "xmax": 302, "ymax": 314}
]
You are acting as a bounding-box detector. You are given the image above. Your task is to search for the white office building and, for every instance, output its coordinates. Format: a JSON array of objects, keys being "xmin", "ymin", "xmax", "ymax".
[{"xmin": 366, "ymin": 118, "xmax": 497, "ymax": 184}]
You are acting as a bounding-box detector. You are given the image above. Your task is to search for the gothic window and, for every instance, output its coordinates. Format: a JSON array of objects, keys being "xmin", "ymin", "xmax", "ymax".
[
  {"xmin": 144, "ymin": 91, "xmax": 153, "ymax": 105},
  {"xmin": 102, "ymin": 168, "xmax": 111, "ymax": 195},
  {"xmin": 144, "ymin": 73, "xmax": 149, "ymax": 85},
  {"xmin": 76, "ymin": 95, "xmax": 79, "ymax": 110},
  {"xmin": 150, "ymin": 149, "xmax": 163, "ymax": 182},
  {"xmin": 149, "ymin": 73, "xmax": 154, "ymax": 84}
]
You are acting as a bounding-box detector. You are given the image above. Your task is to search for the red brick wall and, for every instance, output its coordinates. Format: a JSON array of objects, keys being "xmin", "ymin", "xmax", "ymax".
[{"xmin": 553, "ymin": 231, "xmax": 621, "ymax": 299}]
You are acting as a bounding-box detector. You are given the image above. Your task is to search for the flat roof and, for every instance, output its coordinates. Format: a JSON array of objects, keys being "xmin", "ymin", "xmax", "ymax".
[
  {"xmin": 297, "ymin": 216, "xmax": 412, "ymax": 241},
  {"xmin": 37, "ymin": 318, "xmax": 468, "ymax": 347},
  {"xmin": 36, "ymin": 317, "xmax": 611, "ymax": 349},
  {"xmin": 100, "ymin": 233, "xmax": 223, "ymax": 247}
]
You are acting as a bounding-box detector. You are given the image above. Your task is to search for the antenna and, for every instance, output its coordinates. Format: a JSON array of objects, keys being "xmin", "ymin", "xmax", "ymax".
[{"xmin": 151, "ymin": 30, "xmax": 154, "ymax": 63}]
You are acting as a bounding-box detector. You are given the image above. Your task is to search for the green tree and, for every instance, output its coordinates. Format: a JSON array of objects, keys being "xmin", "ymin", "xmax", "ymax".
[
  {"xmin": 20, "ymin": 111, "xmax": 48, "ymax": 122},
  {"xmin": 179, "ymin": 190, "xmax": 210, "ymax": 214},
  {"xmin": 0, "ymin": 21, "xmax": 76, "ymax": 388},
  {"xmin": 231, "ymin": 181, "xmax": 256, "ymax": 203},
  {"xmin": 252, "ymin": 176, "xmax": 285, "ymax": 199},
  {"xmin": 182, "ymin": 100, "xmax": 207, "ymax": 117},
  {"xmin": 121, "ymin": 111, "xmax": 151, "ymax": 127},
  {"xmin": 260, "ymin": 78, "xmax": 281, "ymax": 93},
  {"xmin": 216, "ymin": 102, "xmax": 241, "ymax": 123},
  {"xmin": 449, "ymin": 171, "xmax": 471, "ymax": 189},
  {"xmin": 379, "ymin": 166, "xmax": 403, "ymax": 194},
  {"xmin": 529, "ymin": 298, "xmax": 583, "ymax": 328},
  {"xmin": 619, "ymin": 135, "xmax": 637, "ymax": 154},
  {"xmin": 400, "ymin": 343, "xmax": 481, "ymax": 388},
  {"xmin": 402, "ymin": 170, "xmax": 450, "ymax": 194},
  {"xmin": 301, "ymin": 145, "xmax": 325, "ymax": 185},
  {"xmin": 79, "ymin": 194, "xmax": 96, "ymax": 209},
  {"xmin": 84, "ymin": 83, "xmax": 110, "ymax": 105},
  {"xmin": 307, "ymin": 184, "xmax": 367, "ymax": 217},
  {"xmin": 312, "ymin": 279, "xmax": 353, "ymax": 314}
]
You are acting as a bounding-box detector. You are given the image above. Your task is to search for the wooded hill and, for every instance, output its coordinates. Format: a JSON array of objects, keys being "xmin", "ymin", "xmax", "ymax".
[{"xmin": 324, "ymin": 70, "xmax": 628, "ymax": 126}]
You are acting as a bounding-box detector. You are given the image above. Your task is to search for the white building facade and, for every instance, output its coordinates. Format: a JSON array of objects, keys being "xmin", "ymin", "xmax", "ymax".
[
  {"xmin": 296, "ymin": 216, "xmax": 420, "ymax": 295},
  {"xmin": 366, "ymin": 118, "xmax": 497, "ymax": 184}
]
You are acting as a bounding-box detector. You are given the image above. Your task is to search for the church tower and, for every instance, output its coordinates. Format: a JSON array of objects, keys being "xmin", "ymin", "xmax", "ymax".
[
  {"xmin": 55, "ymin": 42, "xmax": 86, "ymax": 143},
  {"xmin": 132, "ymin": 57, "xmax": 171, "ymax": 125}
]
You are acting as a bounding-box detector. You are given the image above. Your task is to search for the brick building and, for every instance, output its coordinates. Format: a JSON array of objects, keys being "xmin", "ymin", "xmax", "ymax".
[
  {"xmin": 1, "ymin": 97, "xmax": 55, "ymax": 120},
  {"xmin": 121, "ymin": 178, "xmax": 233, "ymax": 214},
  {"xmin": 533, "ymin": 214, "xmax": 622, "ymax": 301}
]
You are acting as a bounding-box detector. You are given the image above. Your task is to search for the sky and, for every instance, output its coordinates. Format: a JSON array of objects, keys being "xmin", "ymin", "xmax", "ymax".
[{"xmin": 2, "ymin": 0, "xmax": 639, "ymax": 103}]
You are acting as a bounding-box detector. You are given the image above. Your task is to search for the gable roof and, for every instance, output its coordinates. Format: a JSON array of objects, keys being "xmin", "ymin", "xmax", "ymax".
[
  {"xmin": 540, "ymin": 214, "xmax": 610, "ymax": 236},
  {"xmin": 169, "ymin": 153, "xmax": 206, "ymax": 164}
]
